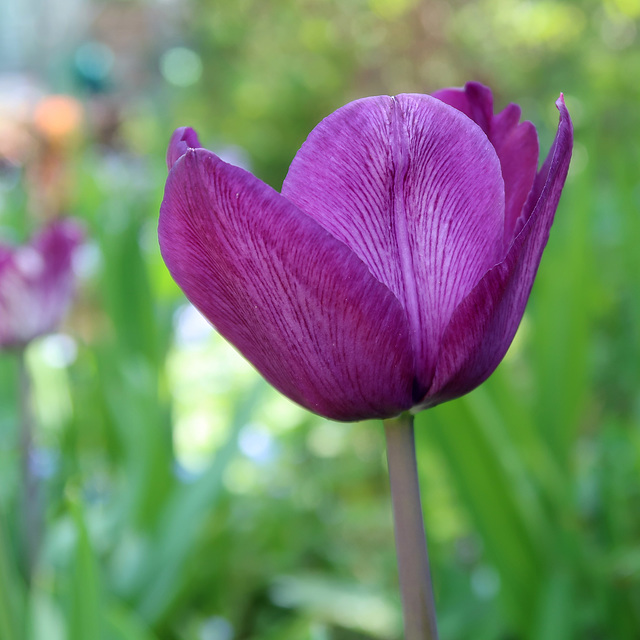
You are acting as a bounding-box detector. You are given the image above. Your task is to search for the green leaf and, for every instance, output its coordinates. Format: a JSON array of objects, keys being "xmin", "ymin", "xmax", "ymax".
[
  {"xmin": 68, "ymin": 498, "xmax": 102, "ymax": 640},
  {"xmin": 104, "ymin": 604, "xmax": 159, "ymax": 640},
  {"xmin": 269, "ymin": 573, "xmax": 401, "ymax": 639},
  {"xmin": 532, "ymin": 570, "xmax": 574, "ymax": 640},
  {"xmin": 0, "ymin": 513, "xmax": 25, "ymax": 640},
  {"xmin": 417, "ymin": 396, "xmax": 544, "ymax": 627},
  {"xmin": 135, "ymin": 380, "xmax": 265, "ymax": 623}
]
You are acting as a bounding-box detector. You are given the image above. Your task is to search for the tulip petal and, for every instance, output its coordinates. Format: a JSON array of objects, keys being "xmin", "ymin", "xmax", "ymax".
[
  {"xmin": 492, "ymin": 107, "xmax": 539, "ymax": 245},
  {"xmin": 431, "ymin": 82, "xmax": 494, "ymax": 133},
  {"xmin": 423, "ymin": 95, "xmax": 573, "ymax": 407},
  {"xmin": 282, "ymin": 94, "xmax": 505, "ymax": 394},
  {"xmin": 433, "ymin": 82, "xmax": 539, "ymax": 249},
  {"xmin": 159, "ymin": 148, "xmax": 415, "ymax": 421}
]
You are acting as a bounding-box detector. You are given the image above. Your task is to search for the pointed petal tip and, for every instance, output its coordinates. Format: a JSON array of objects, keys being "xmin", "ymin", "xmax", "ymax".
[
  {"xmin": 464, "ymin": 80, "xmax": 490, "ymax": 92},
  {"xmin": 167, "ymin": 126, "xmax": 202, "ymax": 170},
  {"xmin": 555, "ymin": 94, "xmax": 572, "ymax": 128},
  {"xmin": 554, "ymin": 94, "xmax": 573, "ymax": 148},
  {"xmin": 556, "ymin": 93, "xmax": 568, "ymax": 114},
  {"xmin": 555, "ymin": 96, "xmax": 573, "ymax": 148}
]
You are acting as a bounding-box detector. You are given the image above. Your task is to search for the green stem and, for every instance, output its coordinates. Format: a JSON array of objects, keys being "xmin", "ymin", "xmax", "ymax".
[
  {"xmin": 18, "ymin": 349, "xmax": 38, "ymax": 584},
  {"xmin": 384, "ymin": 413, "xmax": 439, "ymax": 640}
]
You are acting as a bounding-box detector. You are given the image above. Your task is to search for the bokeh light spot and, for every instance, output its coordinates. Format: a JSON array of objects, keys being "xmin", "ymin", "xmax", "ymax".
[
  {"xmin": 160, "ymin": 47, "xmax": 203, "ymax": 87},
  {"xmin": 173, "ymin": 303, "xmax": 213, "ymax": 347},
  {"xmin": 369, "ymin": 0, "xmax": 416, "ymax": 19},
  {"xmin": 33, "ymin": 95, "xmax": 83, "ymax": 142},
  {"xmin": 75, "ymin": 42, "xmax": 114, "ymax": 84},
  {"xmin": 200, "ymin": 616, "xmax": 234, "ymax": 640},
  {"xmin": 239, "ymin": 422, "xmax": 274, "ymax": 462},
  {"xmin": 39, "ymin": 334, "xmax": 78, "ymax": 369},
  {"xmin": 471, "ymin": 565, "xmax": 501, "ymax": 600},
  {"xmin": 307, "ymin": 422, "xmax": 346, "ymax": 458}
]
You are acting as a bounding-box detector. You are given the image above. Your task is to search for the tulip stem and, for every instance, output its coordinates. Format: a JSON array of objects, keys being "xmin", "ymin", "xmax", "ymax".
[
  {"xmin": 18, "ymin": 348, "xmax": 39, "ymax": 584},
  {"xmin": 384, "ymin": 413, "xmax": 439, "ymax": 640}
]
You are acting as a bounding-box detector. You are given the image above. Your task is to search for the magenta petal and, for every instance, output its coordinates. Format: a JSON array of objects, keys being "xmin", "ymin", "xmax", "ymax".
[
  {"xmin": 434, "ymin": 82, "xmax": 539, "ymax": 249},
  {"xmin": 167, "ymin": 127, "xmax": 202, "ymax": 170},
  {"xmin": 282, "ymin": 94, "xmax": 505, "ymax": 394},
  {"xmin": 432, "ymin": 82, "xmax": 494, "ymax": 134},
  {"xmin": 492, "ymin": 107, "xmax": 539, "ymax": 245},
  {"xmin": 159, "ymin": 148, "xmax": 415, "ymax": 421},
  {"xmin": 422, "ymin": 95, "xmax": 573, "ymax": 407},
  {"xmin": 0, "ymin": 220, "xmax": 83, "ymax": 348}
]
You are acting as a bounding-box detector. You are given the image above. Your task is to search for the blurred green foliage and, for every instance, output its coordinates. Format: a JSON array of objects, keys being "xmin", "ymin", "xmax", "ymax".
[{"xmin": 1, "ymin": 0, "xmax": 640, "ymax": 638}]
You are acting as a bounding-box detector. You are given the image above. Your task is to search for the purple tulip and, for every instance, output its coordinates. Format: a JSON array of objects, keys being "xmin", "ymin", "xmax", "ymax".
[
  {"xmin": 0, "ymin": 219, "xmax": 83, "ymax": 348},
  {"xmin": 159, "ymin": 82, "xmax": 572, "ymax": 422}
]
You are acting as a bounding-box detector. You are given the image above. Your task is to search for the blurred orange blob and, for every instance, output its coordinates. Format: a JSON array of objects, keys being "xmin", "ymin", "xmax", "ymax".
[
  {"xmin": 32, "ymin": 95, "xmax": 83, "ymax": 144},
  {"xmin": 0, "ymin": 120, "xmax": 32, "ymax": 163}
]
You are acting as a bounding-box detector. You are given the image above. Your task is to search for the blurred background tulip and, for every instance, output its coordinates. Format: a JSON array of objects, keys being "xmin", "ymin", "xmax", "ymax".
[
  {"xmin": 0, "ymin": 220, "xmax": 83, "ymax": 349},
  {"xmin": 1, "ymin": 0, "xmax": 639, "ymax": 639}
]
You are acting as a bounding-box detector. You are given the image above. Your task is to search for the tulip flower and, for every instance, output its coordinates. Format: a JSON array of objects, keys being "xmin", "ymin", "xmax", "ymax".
[
  {"xmin": 160, "ymin": 82, "xmax": 573, "ymax": 640},
  {"xmin": 159, "ymin": 82, "xmax": 573, "ymax": 423},
  {"xmin": 0, "ymin": 219, "xmax": 83, "ymax": 348}
]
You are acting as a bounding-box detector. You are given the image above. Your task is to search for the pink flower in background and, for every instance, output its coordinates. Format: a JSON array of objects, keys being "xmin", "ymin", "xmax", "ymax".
[
  {"xmin": 159, "ymin": 82, "xmax": 572, "ymax": 421},
  {"xmin": 0, "ymin": 219, "xmax": 83, "ymax": 348}
]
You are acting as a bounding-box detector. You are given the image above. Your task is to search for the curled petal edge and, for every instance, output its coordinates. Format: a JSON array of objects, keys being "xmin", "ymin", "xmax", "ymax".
[{"xmin": 167, "ymin": 127, "xmax": 201, "ymax": 170}]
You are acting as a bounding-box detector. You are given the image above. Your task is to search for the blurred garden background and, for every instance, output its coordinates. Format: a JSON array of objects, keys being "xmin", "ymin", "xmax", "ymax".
[{"xmin": 1, "ymin": 0, "xmax": 639, "ymax": 638}]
